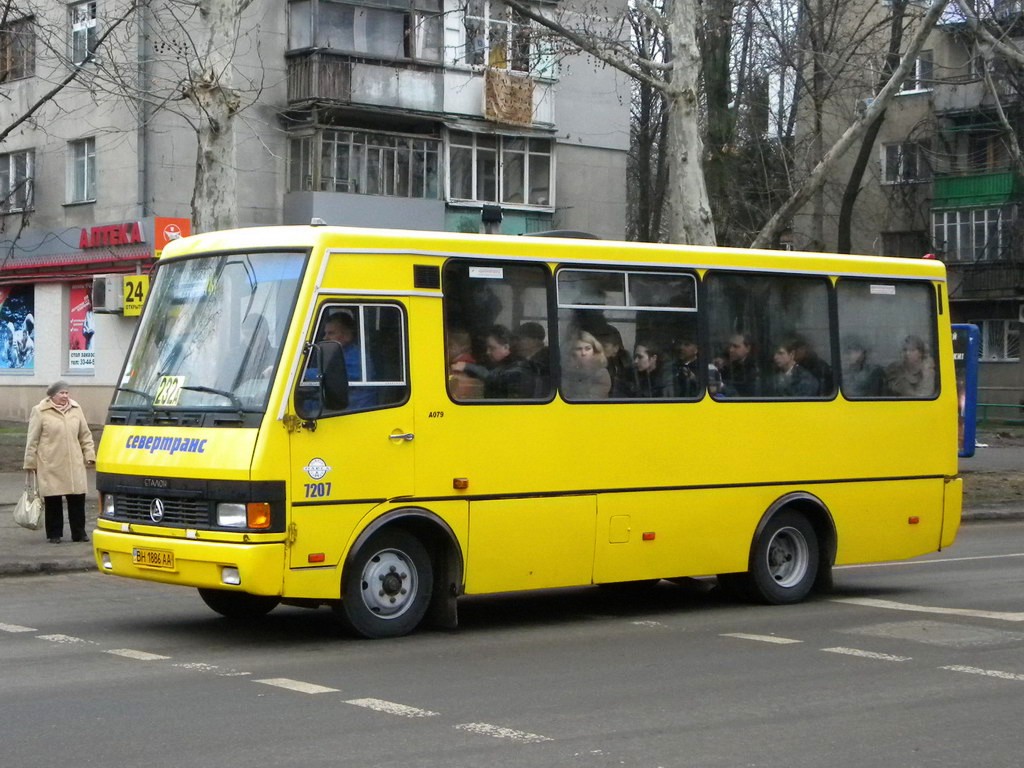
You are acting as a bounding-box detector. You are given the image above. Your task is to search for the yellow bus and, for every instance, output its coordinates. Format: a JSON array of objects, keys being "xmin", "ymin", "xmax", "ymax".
[{"xmin": 93, "ymin": 225, "xmax": 961, "ymax": 638}]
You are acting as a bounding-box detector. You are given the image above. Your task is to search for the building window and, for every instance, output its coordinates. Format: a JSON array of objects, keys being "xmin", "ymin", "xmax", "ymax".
[
  {"xmin": 932, "ymin": 207, "xmax": 1012, "ymax": 261},
  {"xmin": 900, "ymin": 50, "xmax": 933, "ymax": 92},
  {"xmin": 68, "ymin": 138, "xmax": 96, "ymax": 203},
  {"xmin": 448, "ymin": 131, "xmax": 552, "ymax": 206},
  {"xmin": 464, "ymin": 0, "xmax": 532, "ymax": 72},
  {"xmin": 287, "ymin": 0, "xmax": 442, "ymax": 62},
  {"xmin": 0, "ymin": 149, "xmax": 33, "ymax": 213},
  {"xmin": 976, "ymin": 319, "xmax": 1021, "ymax": 361},
  {"xmin": 882, "ymin": 141, "xmax": 931, "ymax": 183},
  {"xmin": 0, "ymin": 16, "xmax": 34, "ymax": 82},
  {"xmin": 70, "ymin": 1, "xmax": 98, "ymax": 65},
  {"xmin": 288, "ymin": 129, "xmax": 441, "ymax": 198}
]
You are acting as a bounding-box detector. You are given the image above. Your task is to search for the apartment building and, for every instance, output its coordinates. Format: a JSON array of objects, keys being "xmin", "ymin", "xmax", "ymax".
[
  {"xmin": 790, "ymin": 5, "xmax": 1024, "ymax": 401},
  {"xmin": 0, "ymin": 0, "xmax": 629, "ymax": 421}
]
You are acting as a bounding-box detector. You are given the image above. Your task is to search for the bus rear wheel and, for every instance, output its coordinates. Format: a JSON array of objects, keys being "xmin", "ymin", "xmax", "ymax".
[
  {"xmin": 198, "ymin": 588, "xmax": 280, "ymax": 619},
  {"xmin": 749, "ymin": 511, "xmax": 819, "ymax": 604},
  {"xmin": 338, "ymin": 529, "xmax": 433, "ymax": 639}
]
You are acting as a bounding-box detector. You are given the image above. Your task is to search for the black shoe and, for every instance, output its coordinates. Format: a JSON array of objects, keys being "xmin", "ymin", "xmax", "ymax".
[
  {"xmin": 47, "ymin": 537, "xmax": 62, "ymax": 544},
  {"xmin": 73, "ymin": 534, "xmax": 90, "ymax": 543}
]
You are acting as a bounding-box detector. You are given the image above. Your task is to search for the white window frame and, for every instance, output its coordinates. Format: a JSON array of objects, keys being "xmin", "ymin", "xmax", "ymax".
[
  {"xmin": 975, "ymin": 319, "xmax": 1021, "ymax": 362},
  {"xmin": 0, "ymin": 16, "xmax": 35, "ymax": 82},
  {"xmin": 0, "ymin": 149, "xmax": 33, "ymax": 213},
  {"xmin": 881, "ymin": 141, "xmax": 930, "ymax": 184},
  {"xmin": 931, "ymin": 206, "xmax": 1011, "ymax": 262},
  {"xmin": 70, "ymin": 1, "xmax": 98, "ymax": 65},
  {"xmin": 68, "ymin": 137, "xmax": 96, "ymax": 203},
  {"xmin": 463, "ymin": 0, "xmax": 533, "ymax": 73},
  {"xmin": 899, "ymin": 50, "xmax": 933, "ymax": 93},
  {"xmin": 446, "ymin": 130, "xmax": 553, "ymax": 208}
]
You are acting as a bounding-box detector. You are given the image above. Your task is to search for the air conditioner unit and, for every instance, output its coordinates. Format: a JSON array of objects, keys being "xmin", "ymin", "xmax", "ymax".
[{"xmin": 92, "ymin": 274, "xmax": 124, "ymax": 314}]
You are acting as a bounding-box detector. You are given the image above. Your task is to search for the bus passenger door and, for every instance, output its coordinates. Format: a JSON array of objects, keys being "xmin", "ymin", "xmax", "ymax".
[{"xmin": 287, "ymin": 301, "xmax": 414, "ymax": 570}]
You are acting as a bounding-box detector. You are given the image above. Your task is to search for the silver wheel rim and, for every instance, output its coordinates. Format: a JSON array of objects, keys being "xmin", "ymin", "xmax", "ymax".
[
  {"xmin": 765, "ymin": 526, "xmax": 809, "ymax": 588},
  {"xmin": 359, "ymin": 548, "xmax": 418, "ymax": 619}
]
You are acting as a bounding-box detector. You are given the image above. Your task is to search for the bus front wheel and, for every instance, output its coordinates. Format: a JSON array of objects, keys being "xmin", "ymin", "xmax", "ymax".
[
  {"xmin": 338, "ymin": 529, "xmax": 433, "ymax": 639},
  {"xmin": 749, "ymin": 511, "xmax": 819, "ymax": 605},
  {"xmin": 198, "ymin": 588, "xmax": 280, "ymax": 619}
]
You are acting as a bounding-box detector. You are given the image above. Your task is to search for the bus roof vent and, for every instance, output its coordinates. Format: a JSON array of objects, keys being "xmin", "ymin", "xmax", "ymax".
[
  {"xmin": 528, "ymin": 230, "xmax": 599, "ymax": 239},
  {"xmin": 413, "ymin": 264, "xmax": 441, "ymax": 290}
]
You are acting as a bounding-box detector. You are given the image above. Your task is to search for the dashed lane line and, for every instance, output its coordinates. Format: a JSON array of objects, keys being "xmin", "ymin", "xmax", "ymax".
[
  {"xmin": 832, "ymin": 597, "xmax": 1024, "ymax": 622},
  {"xmin": 254, "ymin": 677, "xmax": 339, "ymax": 695},
  {"xmin": 105, "ymin": 648, "xmax": 172, "ymax": 661},
  {"xmin": 941, "ymin": 665, "xmax": 1024, "ymax": 682},
  {"xmin": 345, "ymin": 698, "xmax": 440, "ymax": 717},
  {"xmin": 36, "ymin": 634, "xmax": 93, "ymax": 645},
  {"xmin": 822, "ymin": 646, "xmax": 912, "ymax": 662},
  {"xmin": 0, "ymin": 623, "xmax": 36, "ymax": 633},
  {"xmin": 721, "ymin": 632, "xmax": 803, "ymax": 644},
  {"xmin": 454, "ymin": 722, "xmax": 553, "ymax": 743}
]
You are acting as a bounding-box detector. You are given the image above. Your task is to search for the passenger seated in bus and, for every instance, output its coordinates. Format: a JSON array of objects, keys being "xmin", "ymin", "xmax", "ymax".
[
  {"xmin": 594, "ymin": 324, "xmax": 633, "ymax": 397},
  {"xmin": 450, "ymin": 324, "xmax": 536, "ymax": 399},
  {"xmin": 513, "ymin": 322, "xmax": 551, "ymax": 397},
  {"xmin": 561, "ymin": 329, "xmax": 612, "ymax": 400},
  {"xmin": 768, "ymin": 340, "xmax": 820, "ymax": 397},
  {"xmin": 631, "ymin": 341, "xmax": 675, "ymax": 398},
  {"xmin": 672, "ymin": 338, "xmax": 700, "ymax": 397},
  {"xmin": 841, "ymin": 337, "xmax": 884, "ymax": 397},
  {"xmin": 720, "ymin": 333, "xmax": 761, "ymax": 396},
  {"xmin": 792, "ymin": 335, "xmax": 834, "ymax": 394},
  {"xmin": 885, "ymin": 334, "xmax": 936, "ymax": 397},
  {"xmin": 323, "ymin": 313, "xmax": 378, "ymax": 410},
  {"xmin": 447, "ymin": 328, "xmax": 484, "ymax": 400}
]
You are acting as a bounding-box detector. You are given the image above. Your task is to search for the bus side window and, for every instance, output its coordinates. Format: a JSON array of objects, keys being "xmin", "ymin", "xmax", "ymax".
[
  {"xmin": 442, "ymin": 261, "xmax": 553, "ymax": 402},
  {"xmin": 836, "ymin": 280, "xmax": 937, "ymax": 400}
]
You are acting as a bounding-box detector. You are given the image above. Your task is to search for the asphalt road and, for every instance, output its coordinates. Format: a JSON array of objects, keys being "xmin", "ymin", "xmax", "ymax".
[{"xmin": 2, "ymin": 521, "xmax": 1022, "ymax": 768}]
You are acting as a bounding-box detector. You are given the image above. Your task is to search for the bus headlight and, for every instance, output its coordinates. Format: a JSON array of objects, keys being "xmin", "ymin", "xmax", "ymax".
[
  {"xmin": 216, "ymin": 503, "xmax": 247, "ymax": 527},
  {"xmin": 216, "ymin": 502, "xmax": 272, "ymax": 529},
  {"xmin": 101, "ymin": 493, "xmax": 116, "ymax": 518}
]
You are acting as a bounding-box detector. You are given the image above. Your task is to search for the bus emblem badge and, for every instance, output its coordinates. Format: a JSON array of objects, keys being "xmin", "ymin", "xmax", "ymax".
[
  {"xmin": 304, "ymin": 458, "xmax": 331, "ymax": 480},
  {"xmin": 149, "ymin": 498, "xmax": 165, "ymax": 523}
]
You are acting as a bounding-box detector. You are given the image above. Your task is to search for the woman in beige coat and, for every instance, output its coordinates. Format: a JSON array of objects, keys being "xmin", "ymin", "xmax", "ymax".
[{"xmin": 23, "ymin": 381, "xmax": 96, "ymax": 543}]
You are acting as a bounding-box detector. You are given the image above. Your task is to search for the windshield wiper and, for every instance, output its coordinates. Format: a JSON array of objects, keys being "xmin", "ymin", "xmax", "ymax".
[
  {"xmin": 180, "ymin": 385, "xmax": 245, "ymax": 412},
  {"xmin": 115, "ymin": 386, "xmax": 154, "ymax": 410}
]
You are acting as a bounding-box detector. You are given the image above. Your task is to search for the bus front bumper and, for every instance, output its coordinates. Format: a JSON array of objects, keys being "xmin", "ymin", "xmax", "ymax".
[{"xmin": 92, "ymin": 528, "xmax": 286, "ymax": 596}]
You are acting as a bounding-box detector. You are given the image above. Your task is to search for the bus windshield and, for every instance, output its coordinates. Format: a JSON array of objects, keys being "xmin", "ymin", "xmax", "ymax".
[{"xmin": 112, "ymin": 250, "xmax": 306, "ymax": 414}]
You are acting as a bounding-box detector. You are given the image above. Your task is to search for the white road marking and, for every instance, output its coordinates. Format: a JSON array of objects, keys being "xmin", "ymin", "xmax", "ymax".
[
  {"xmin": 833, "ymin": 597, "xmax": 1024, "ymax": 622},
  {"xmin": 0, "ymin": 623, "xmax": 36, "ymax": 633},
  {"xmin": 36, "ymin": 634, "xmax": 91, "ymax": 645},
  {"xmin": 106, "ymin": 648, "xmax": 170, "ymax": 661},
  {"xmin": 254, "ymin": 678, "xmax": 339, "ymax": 694},
  {"xmin": 838, "ymin": 552, "xmax": 1024, "ymax": 569},
  {"xmin": 822, "ymin": 646, "xmax": 912, "ymax": 662},
  {"xmin": 941, "ymin": 665, "xmax": 1024, "ymax": 682},
  {"xmin": 721, "ymin": 632, "xmax": 802, "ymax": 645},
  {"xmin": 631, "ymin": 620, "xmax": 665, "ymax": 628},
  {"xmin": 345, "ymin": 698, "xmax": 440, "ymax": 717},
  {"xmin": 455, "ymin": 722, "xmax": 553, "ymax": 743},
  {"xmin": 174, "ymin": 662, "xmax": 252, "ymax": 677}
]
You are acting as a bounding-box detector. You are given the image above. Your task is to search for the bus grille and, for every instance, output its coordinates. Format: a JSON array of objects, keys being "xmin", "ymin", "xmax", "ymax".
[{"xmin": 113, "ymin": 494, "xmax": 210, "ymax": 527}]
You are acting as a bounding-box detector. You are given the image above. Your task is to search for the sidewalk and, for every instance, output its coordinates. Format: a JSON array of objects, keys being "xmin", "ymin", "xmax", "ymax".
[{"xmin": 0, "ymin": 469, "xmax": 1021, "ymax": 578}]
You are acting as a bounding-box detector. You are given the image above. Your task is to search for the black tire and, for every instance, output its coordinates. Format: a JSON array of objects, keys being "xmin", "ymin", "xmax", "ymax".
[
  {"xmin": 198, "ymin": 588, "xmax": 280, "ymax": 619},
  {"xmin": 338, "ymin": 529, "xmax": 433, "ymax": 639},
  {"xmin": 749, "ymin": 511, "xmax": 819, "ymax": 605}
]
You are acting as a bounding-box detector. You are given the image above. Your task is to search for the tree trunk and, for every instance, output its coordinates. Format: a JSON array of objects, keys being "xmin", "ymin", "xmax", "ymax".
[
  {"xmin": 666, "ymin": 0, "xmax": 716, "ymax": 245},
  {"xmin": 187, "ymin": 0, "xmax": 251, "ymax": 233}
]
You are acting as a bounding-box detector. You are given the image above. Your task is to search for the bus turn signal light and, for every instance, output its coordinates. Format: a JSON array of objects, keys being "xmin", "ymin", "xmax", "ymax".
[
  {"xmin": 908, "ymin": 516, "xmax": 920, "ymax": 525},
  {"xmin": 247, "ymin": 503, "xmax": 272, "ymax": 529},
  {"xmin": 642, "ymin": 532, "xmax": 656, "ymax": 541},
  {"xmin": 453, "ymin": 478, "xmax": 469, "ymax": 490}
]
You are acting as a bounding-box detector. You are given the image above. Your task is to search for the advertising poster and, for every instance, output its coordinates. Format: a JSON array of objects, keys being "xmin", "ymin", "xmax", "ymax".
[
  {"xmin": 69, "ymin": 282, "xmax": 95, "ymax": 369},
  {"xmin": 0, "ymin": 284, "xmax": 35, "ymax": 370}
]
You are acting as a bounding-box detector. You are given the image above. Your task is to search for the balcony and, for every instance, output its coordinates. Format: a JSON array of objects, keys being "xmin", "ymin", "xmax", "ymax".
[
  {"xmin": 953, "ymin": 261, "xmax": 1024, "ymax": 298},
  {"xmin": 932, "ymin": 75, "xmax": 1019, "ymax": 115},
  {"xmin": 284, "ymin": 50, "xmax": 554, "ymax": 126},
  {"xmin": 932, "ymin": 171, "xmax": 1024, "ymax": 209}
]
